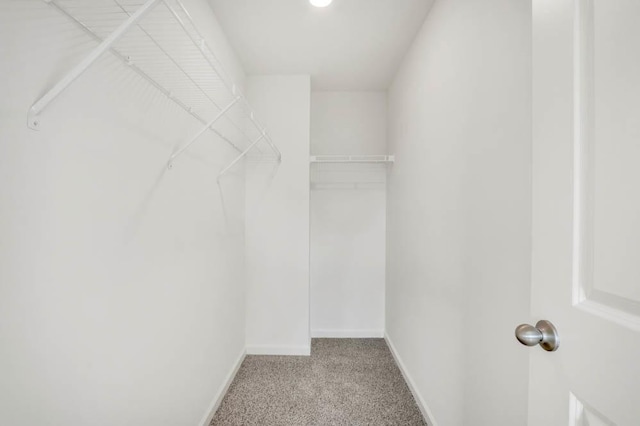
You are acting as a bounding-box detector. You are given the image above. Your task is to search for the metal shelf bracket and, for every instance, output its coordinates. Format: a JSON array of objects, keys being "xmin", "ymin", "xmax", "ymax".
[
  {"xmin": 28, "ymin": 0, "xmax": 162, "ymax": 130},
  {"xmin": 167, "ymin": 92, "xmax": 242, "ymax": 169},
  {"xmin": 217, "ymin": 132, "xmax": 267, "ymax": 182}
]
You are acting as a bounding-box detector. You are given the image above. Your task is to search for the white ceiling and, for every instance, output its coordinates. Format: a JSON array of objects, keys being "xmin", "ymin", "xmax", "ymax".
[{"xmin": 208, "ymin": 0, "xmax": 435, "ymax": 91}]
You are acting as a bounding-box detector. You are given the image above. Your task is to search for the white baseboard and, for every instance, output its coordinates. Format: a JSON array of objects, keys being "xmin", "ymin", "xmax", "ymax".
[
  {"xmin": 384, "ymin": 333, "xmax": 438, "ymax": 426},
  {"xmin": 198, "ymin": 348, "xmax": 246, "ymax": 426},
  {"xmin": 311, "ymin": 329, "xmax": 384, "ymax": 338},
  {"xmin": 246, "ymin": 345, "xmax": 311, "ymax": 356}
]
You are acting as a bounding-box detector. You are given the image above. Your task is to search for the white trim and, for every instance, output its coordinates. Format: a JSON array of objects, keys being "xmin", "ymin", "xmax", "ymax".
[
  {"xmin": 246, "ymin": 345, "xmax": 311, "ymax": 356},
  {"xmin": 576, "ymin": 299, "xmax": 640, "ymax": 333},
  {"xmin": 384, "ymin": 333, "xmax": 438, "ymax": 426},
  {"xmin": 311, "ymin": 329, "xmax": 384, "ymax": 338},
  {"xmin": 198, "ymin": 348, "xmax": 246, "ymax": 426}
]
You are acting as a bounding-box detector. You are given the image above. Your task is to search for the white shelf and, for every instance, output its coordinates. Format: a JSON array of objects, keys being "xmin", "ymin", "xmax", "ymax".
[
  {"xmin": 310, "ymin": 155, "xmax": 395, "ymax": 164},
  {"xmin": 310, "ymin": 155, "xmax": 393, "ymax": 189},
  {"xmin": 31, "ymin": 0, "xmax": 280, "ymax": 178}
]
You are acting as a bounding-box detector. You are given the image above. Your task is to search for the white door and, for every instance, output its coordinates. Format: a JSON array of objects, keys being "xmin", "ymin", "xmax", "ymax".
[{"xmin": 530, "ymin": 0, "xmax": 640, "ymax": 424}]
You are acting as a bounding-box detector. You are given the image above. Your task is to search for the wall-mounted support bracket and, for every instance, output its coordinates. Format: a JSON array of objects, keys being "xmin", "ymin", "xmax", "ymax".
[
  {"xmin": 240, "ymin": 105, "xmax": 281, "ymax": 161},
  {"xmin": 217, "ymin": 132, "xmax": 266, "ymax": 182},
  {"xmin": 263, "ymin": 133, "xmax": 282, "ymax": 162},
  {"xmin": 167, "ymin": 95, "xmax": 241, "ymax": 169},
  {"xmin": 28, "ymin": 0, "xmax": 161, "ymax": 130}
]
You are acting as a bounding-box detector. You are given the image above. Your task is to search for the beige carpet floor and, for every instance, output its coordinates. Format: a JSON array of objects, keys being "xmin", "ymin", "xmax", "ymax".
[{"xmin": 211, "ymin": 338, "xmax": 427, "ymax": 425}]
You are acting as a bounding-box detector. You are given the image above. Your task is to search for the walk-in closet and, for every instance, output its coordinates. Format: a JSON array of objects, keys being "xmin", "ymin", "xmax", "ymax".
[{"xmin": 2, "ymin": 0, "xmax": 639, "ymax": 425}]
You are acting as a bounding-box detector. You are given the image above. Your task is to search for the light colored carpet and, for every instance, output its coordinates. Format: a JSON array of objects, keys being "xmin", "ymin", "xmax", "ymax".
[{"xmin": 211, "ymin": 338, "xmax": 427, "ymax": 425}]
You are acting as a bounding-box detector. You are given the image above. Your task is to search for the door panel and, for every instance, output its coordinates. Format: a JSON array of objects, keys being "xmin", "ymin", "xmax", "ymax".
[
  {"xmin": 570, "ymin": 393, "xmax": 616, "ymax": 426},
  {"xmin": 592, "ymin": 0, "xmax": 640, "ymax": 306},
  {"xmin": 573, "ymin": 0, "xmax": 640, "ymax": 324},
  {"xmin": 531, "ymin": 0, "xmax": 640, "ymax": 424}
]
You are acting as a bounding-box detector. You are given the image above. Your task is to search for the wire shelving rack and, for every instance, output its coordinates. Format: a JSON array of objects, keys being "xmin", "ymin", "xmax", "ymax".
[
  {"xmin": 310, "ymin": 155, "xmax": 394, "ymax": 190},
  {"xmin": 29, "ymin": 0, "xmax": 281, "ymax": 179}
]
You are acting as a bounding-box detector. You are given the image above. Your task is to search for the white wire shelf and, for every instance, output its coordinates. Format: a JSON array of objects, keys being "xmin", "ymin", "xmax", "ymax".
[
  {"xmin": 310, "ymin": 155, "xmax": 393, "ymax": 189},
  {"xmin": 30, "ymin": 0, "xmax": 281, "ymax": 178},
  {"xmin": 310, "ymin": 155, "xmax": 395, "ymax": 164}
]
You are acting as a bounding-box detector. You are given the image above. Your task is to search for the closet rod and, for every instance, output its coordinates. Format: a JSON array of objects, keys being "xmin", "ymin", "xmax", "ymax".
[{"xmin": 310, "ymin": 155, "xmax": 395, "ymax": 164}]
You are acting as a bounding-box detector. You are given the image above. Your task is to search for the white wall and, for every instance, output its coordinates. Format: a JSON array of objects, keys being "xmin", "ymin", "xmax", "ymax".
[
  {"xmin": 310, "ymin": 92, "xmax": 387, "ymax": 337},
  {"xmin": 244, "ymin": 75, "xmax": 311, "ymax": 355},
  {"xmin": 386, "ymin": 1, "xmax": 532, "ymax": 425},
  {"xmin": 311, "ymin": 92, "xmax": 387, "ymax": 155},
  {"xmin": 0, "ymin": 2, "xmax": 249, "ymax": 425}
]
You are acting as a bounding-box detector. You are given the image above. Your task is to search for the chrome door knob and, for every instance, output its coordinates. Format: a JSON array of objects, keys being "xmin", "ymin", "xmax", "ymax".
[{"xmin": 515, "ymin": 320, "xmax": 559, "ymax": 352}]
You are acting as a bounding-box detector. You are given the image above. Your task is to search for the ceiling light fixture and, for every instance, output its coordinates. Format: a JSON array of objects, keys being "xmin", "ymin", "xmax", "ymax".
[{"xmin": 310, "ymin": 0, "xmax": 333, "ymax": 7}]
